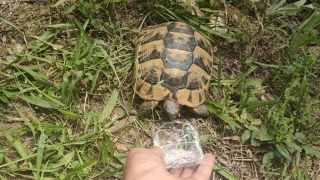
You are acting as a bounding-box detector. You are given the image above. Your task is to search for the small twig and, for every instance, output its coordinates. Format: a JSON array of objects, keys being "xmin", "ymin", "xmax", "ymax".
[
  {"xmin": 7, "ymin": 117, "xmax": 24, "ymax": 121},
  {"xmin": 1, "ymin": 0, "xmax": 37, "ymax": 4},
  {"xmin": 232, "ymin": 158, "xmax": 258, "ymax": 162}
]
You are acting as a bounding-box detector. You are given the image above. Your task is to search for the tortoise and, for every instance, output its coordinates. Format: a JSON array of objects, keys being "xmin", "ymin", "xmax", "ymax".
[{"xmin": 133, "ymin": 22, "xmax": 213, "ymax": 119}]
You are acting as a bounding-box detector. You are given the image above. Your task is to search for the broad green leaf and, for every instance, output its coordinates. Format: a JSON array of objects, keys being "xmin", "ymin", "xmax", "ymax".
[
  {"xmin": 263, "ymin": 151, "xmax": 274, "ymax": 167},
  {"xmin": 255, "ymin": 126, "xmax": 274, "ymax": 141},
  {"xmin": 244, "ymin": 78, "xmax": 263, "ymax": 88},
  {"xmin": 295, "ymin": 132, "xmax": 307, "ymax": 143},
  {"xmin": 276, "ymin": 143, "xmax": 290, "ymax": 158},
  {"xmin": 305, "ymin": 137, "xmax": 320, "ymax": 145},
  {"xmin": 251, "ymin": 131, "xmax": 261, "ymax": 146},
  {"xmin": 241, "ymin": 130, "xmax": 251, "ymax": 143},
  {"xmin": 244, "ymin": 125, "xmax": 259, "ymax": 131},
  {"xmin": 247, "ymin": 116, "xmax": 262, "ymax": 125},
  {"xmin": 303, "ymin": 146, "xmax": 320, "ymax": 157},
  {"xmin": 266, "ymin": 0, "xmax": 288, "ymax": 15},
  {"xmin": 278, "ymin": 4, "xmax": 300, "ymax": 15},
  {"xmin": 294, "ymin": 0, "xmax": 306, "ymax": 7},
  {"xmin": 246, "ymin": 96, "xmax": 260, "ymax": 106}
]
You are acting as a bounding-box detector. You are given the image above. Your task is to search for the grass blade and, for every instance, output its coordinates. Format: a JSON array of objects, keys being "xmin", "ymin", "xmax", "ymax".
[
  {"xmin": 246, "ymin": 100, "xmax": 282, "ymax": 110},
  {"xmin": 3, "ymin": 132, "xmax": 36, "ymax": 177},
  {"xmin": 231, "ymin": 66, "xmax": 257, "ymax": 88},
  {"xmin": 213, "ymin": 163, "xmax": 238, "ymax": 180},
  {"xmin": 99, "ymin": 46, "xmax": 121, "ymax": 85},
  {"xmin": 67, "ymin": 160, "xmax": 98, "ymax": 176},
  {"xmin": 48, "ymin": 151, "xmax": 75, "ymax": 169},
  {"xmin": 36, "ymin": 129, "xmax": 46, "ymax": 179},
  {"xmin": 99, "ymin": 89, "xmax": 118, "ymax": 122},
  {"xmin": 54, "ymin": 0, "xmax": 69, "ymax": 6},
  {"xmin": 15, "ymin": 94, "xmax": 58, "ymax": 109},
  {"xmin": 13, "ymin": 104, "xmax": 36, "ymax": 138},
  {"xmin": 13, "ymin": 64, "xmax": 55, "ymax": 87},
  {"xmin": 3, "ymin": 133, "xmax": 29, "ymax": 158},
  {"xmin": 90, "ymin": 68, "xmax": 101, "ymax": 92},
  {"xmin": 207, "ymin": 105, "xmax": 241, "ymax": 133},
  {"xmin": 299, "ymin": 74, "xmax": 307, "ymax": 105},
  {"xmin": 0, "ymin": 146, "xmax": 4, "ymax": 164}
]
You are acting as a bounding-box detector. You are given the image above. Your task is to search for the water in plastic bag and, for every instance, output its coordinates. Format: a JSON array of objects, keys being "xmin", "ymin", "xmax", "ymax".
[{"xmin": 152, "ymin": 118, "xmax": 204, "ymax": 168}]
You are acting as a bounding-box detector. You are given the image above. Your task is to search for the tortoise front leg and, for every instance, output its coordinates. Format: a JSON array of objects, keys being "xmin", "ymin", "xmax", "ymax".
[
  {"xmin": 189, "ymin": 104, "xmax": 209, "ymax": 118},
  {"xmin": 162, "ymin": 100, "xmax": 181, "ymax": 120},
  {"xmin": 139, "ymin": 100, "xmax": 159, "ymax": 117}
]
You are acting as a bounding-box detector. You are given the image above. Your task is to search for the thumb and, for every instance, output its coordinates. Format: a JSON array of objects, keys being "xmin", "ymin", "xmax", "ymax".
[
  {"xmin": 191, "ymin": 153, "xmax": 215, "ymax": 180},
  {"xmin": 149, "ymin": 146, "xmax": 164, "ymax": 158}
]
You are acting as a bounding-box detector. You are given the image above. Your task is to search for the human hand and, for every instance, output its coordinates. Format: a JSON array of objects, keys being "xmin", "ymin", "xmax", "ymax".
[{"xmin": 122, "ymin": 146, "xmax": 215, "ymax": 180}]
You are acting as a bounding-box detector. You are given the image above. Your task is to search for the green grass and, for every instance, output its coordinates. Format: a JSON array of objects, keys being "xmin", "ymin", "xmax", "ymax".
[{"xmin": 0, "ymin": 0, "xmax": 320, "ymax": 179}]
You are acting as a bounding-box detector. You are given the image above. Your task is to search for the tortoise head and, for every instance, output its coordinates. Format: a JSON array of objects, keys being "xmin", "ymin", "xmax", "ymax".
[{"xmin": 162, "ymin": 100, "xmax": 181, "ymax": 120}]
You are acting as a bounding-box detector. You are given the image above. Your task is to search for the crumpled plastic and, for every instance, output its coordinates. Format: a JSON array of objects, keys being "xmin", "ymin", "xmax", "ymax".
[{"xmin": 152, "ymin": 118, "xmax": 204, "ymax": 168}]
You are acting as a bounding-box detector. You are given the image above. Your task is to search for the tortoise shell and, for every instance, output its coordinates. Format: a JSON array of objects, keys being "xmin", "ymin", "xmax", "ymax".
[{"xmin": 133, "ymin": 22, "xmax": 213, "ymax": 108}]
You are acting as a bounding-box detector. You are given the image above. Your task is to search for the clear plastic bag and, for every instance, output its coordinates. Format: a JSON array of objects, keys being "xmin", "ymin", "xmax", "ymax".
[{"xmin": 152, "ymin": 118, "xmax": 204, "ymax": 168}]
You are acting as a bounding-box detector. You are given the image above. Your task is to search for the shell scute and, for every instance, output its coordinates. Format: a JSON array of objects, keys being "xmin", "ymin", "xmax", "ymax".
[{"xmin": 134, "ymin": 22, "xmax": 213, "ymax": 107}]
